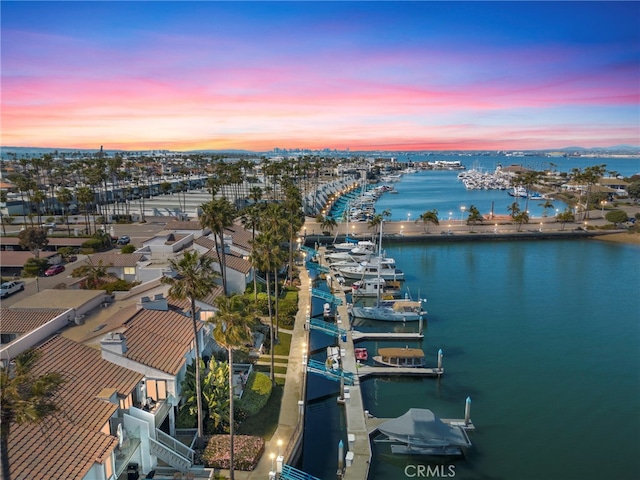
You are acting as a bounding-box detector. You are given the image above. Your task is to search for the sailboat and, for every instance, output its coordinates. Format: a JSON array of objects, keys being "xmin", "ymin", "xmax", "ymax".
[{"xmin": 348, "ymin": 221, "xmax": 425, "ymax": 322}]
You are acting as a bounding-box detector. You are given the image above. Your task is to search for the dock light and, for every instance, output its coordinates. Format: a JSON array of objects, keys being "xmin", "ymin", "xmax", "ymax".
[
  {"xmin": 278, "ymin": 439, "xmax": 283, "ymax": 457},
  {"xmin": 270, "ymin": 453, "xmax": 275, "ymax": 472}
]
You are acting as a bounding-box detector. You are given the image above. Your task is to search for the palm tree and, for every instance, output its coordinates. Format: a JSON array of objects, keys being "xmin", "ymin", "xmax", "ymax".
[
  {"xmin": 250, "ymin": 232, "xmax": 279, "ymax": 384},
  {"xmin": 415, "ymin": 209, "xmax": 439, "ymax": 233},
  {"xmin": 161, "ymin": 250, "xmax": 220, "ymax": 444},
  {"xmin": 320, "ymin": 215, "xmax": 338, "ymax": 234},
  {"xmin": 209, "ymin": 295, "xmax": 256, "ymax": 480},
  {"xmin": 200, "ymin": 198, "xmax": 236, "ymax": 295},
  {"xmin": 539, "ymin": 199, "xmax": 555, "ymax": 218},
  {"xmin": 56, "ymin": 187, "xmax": 73, "ymax": 236},
  {"xmin": 1, "ymin": 349, "xmax": 65, "ymax": 480},
  {"xmin": 466, "ymin": 205, "xmax": 484, "ymax": 229}
]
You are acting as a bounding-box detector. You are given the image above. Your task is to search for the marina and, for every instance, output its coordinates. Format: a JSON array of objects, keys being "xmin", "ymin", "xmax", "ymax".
[{"xmin": 300, "ymin": 157, "xmax": 639, "ymax": 480}]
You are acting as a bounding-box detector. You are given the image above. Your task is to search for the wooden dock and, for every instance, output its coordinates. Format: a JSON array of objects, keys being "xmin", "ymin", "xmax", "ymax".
[
  {"xmin": 357, "ymin": 365, "xmax": 443, "ymax": 378},
  {"xmin": 351, "ymin": 331, "xmax": 424, "ymax": 342}
]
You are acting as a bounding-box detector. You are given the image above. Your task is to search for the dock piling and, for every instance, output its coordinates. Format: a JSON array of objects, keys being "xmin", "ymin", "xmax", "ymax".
[
  {"xmin": 438, "ymin": 349, "xmax": 443, "ymax": 370},
  {"xmin": 464, "ymin": 396, "xmax": 472, "ymax": 426},
  {"xmin": 337, "ymin": 439, "xmax": 345, "ymax": 478}
]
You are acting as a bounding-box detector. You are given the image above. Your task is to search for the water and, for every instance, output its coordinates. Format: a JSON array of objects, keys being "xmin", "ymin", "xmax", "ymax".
[{"xmin": 302, "ymin": 239, "xmax": 640, "ymax": 480}]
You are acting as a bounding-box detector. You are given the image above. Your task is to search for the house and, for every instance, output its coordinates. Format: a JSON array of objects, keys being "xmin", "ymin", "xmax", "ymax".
[
  {"xmin": 83, "ymin": 253, "xmax": 147, "ymax": 283},
  {"xmin": 4, "ymin": 334, "xmax": 144, "ymax": 480}
]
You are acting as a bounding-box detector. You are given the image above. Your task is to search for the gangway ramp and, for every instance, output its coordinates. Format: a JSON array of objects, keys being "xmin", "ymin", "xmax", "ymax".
[
  {"xmin": 281, "ymin": 464, "xmax": 321, "ymax": 480},
  {"xmin": 309, "ymin": 318, "xmax": 346, "ymax": 337},
  {"xmin": 306, "ymin": 261, "xmax": 330, "ymax": 273},
  {"xmin": 307, "ymin": 358, "xmax": 355, "ymax": 386},
  {"xmin": 311, "ymin": 288, "xmax": 343, "ymax": 305}
]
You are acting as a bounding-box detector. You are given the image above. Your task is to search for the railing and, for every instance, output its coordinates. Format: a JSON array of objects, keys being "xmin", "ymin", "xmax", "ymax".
[
  {"xmin": 114, "ymin": 425, "xmax": 141, "ymax": 477},
  {"xmin": 156, "ymin": 428, "xmax": 195, "ymax": 464}
]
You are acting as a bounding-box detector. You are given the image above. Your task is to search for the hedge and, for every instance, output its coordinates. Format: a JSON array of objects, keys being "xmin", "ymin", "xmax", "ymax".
[{"xmin": 237, "ymin": 372, "xmax": 272, "ymax": 417}]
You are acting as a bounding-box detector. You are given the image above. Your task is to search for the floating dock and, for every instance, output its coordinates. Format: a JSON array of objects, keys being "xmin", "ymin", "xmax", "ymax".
[
  {"xmin": 356, "ymin": 365, "xmax": 443, "ymax": 378},
  {"xmin": 351, "ymin": 331, "xmax": 423, "ymax": 342}
]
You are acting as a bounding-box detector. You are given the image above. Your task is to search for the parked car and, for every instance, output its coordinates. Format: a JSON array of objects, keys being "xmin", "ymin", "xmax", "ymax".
[
  {"xmin": 117, "ymin": 235, "xmax": 131, "ymax": 245},
  {"xmin": 41, "ymin": 222, "xmax": 57, "ymax": 229},
  {"xmin": 0, "ymin": 281, "xmax": 25, "ymax": 298},
  {"xmin": 44, "ymin": 265, "xmax": 65, "ymax": 276}
]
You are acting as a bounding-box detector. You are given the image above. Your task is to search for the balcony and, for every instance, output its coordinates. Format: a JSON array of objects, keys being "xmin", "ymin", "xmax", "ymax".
[
  {"xmin": 114, "ymin": 425, "xmax": 141, "ymax": 477},
  {"xmin": 129, "ymin": 395, "xmax": 173, "ymax": 431}
]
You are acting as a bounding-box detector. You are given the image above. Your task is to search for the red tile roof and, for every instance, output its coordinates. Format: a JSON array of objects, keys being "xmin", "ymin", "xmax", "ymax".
[
  {"xmin": 0, "ymin": 308, "xmax": 68, "ymax": 334},
  {"xmin": 85, "ymin": 252, "xmax": 145, "ymax": 268},
  {"xmin": 7, "ymin": 336, "xmax": 143, "ymax": 480},
  {"xmin": 123, "ymin": 308, "xmax": 201, "ymax": 375}
]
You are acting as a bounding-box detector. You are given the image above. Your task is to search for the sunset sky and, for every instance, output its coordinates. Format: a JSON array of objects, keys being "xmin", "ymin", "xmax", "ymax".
[{"xmin": 2, "ymin": 1, "xmax": 639, "ymax": 152}]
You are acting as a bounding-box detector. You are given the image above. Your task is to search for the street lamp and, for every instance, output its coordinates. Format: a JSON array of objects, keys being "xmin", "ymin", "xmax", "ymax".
[
  {"xmin": 460, "ymin": 206, "xmax": 466, "ymax": 221},
  {"xmin": 600, "ymin": 200, "xmax": 607, "ymax": 217},
  {"xmin": 407, "ymin": 212, "xmax": 411, "ymax": 222},
  {"xmin": 448, "ymin": 211, "xmax": 452, "ymax": 221}
]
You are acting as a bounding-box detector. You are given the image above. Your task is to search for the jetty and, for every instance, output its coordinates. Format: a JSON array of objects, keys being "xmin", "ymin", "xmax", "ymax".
[
  {"xmin": 356, "ymin": 365, "xmax": 443, "ymax": 378},
  {"xmin": 351, "ymin": 331, "xmax": 423, "ymax": 342}
]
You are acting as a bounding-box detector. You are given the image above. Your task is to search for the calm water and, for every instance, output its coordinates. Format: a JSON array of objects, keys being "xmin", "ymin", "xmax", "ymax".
[
  {"xmin": 302, "ymin": 155, "xmax": 640, "ymax": 479},
  {"xmin": 302, "ymin": 239, "xmax": 640, "ymax": 480}
]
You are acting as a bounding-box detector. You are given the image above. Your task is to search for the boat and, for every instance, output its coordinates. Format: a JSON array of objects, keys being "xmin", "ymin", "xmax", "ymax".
[
  {"xmin": 349, "ymin": 299, "xmax": 426, "ymax": 322},
  {"xmin": 355, "ymin": 347, "xmax": 368, "ymax": 361},
  {"xmin": 334, "ymin": 257, "xmax": 404, "ymax": 281},
  {"xmin": 508, "ymin": 186, "xmax": 528, "ymax": 197},
  {"xmin": 326, "ymin": 346, "xmax": 340, "ymax": 370},
  {"xmin": 373, "ymin": 347, "xmax": 426, "ymax": 367},
  {"xmin": 325, "ymin": 245, "xmax": 376, "ymax": 263},
  {"xmin": 351, "ymin": 277, "xmax": 402, "ymax": 298},
  {"xmin": 376, "ymin": 408, "xmax": 472, "ymax": 452}
]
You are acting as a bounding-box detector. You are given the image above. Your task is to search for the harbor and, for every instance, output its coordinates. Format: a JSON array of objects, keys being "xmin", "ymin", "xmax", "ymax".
[{"xmin": 298, "ymin": 158, "xmax": 640, "ymax": 480}]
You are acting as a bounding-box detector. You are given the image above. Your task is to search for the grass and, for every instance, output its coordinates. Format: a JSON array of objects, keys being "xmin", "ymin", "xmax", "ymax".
[
  {"xmin": 254, "ymin": 364, "xmax": 287, "ymax": 375},
  {"xmin": 274, "ymin": 331, "xmax": 292, "ymax": 356},
  {"xmin": 237, "ymin": 384, "xmax": 283, "ymax": 440}
]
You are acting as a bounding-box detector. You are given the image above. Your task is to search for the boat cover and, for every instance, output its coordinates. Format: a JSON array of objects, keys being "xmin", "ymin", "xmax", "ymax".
[{"xmin": 377, "ymin": 409, "xmax": 471, "ymax": 448}]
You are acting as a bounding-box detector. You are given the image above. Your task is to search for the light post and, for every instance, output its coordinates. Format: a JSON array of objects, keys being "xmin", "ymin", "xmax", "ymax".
[
  {"xmin": 407, "ymin": 212, "xmax": 411, "ymax": 222},
  {"xmin": 600, "ymin": 200, "xmax": 607, "ymax": 218},
  {"xmin": 460, "ymin": 206, "xmax": 466, "ymax": 222},
  {"xmin": 448, "ymin": 211, "xmax": 452, "ymax": 221}
]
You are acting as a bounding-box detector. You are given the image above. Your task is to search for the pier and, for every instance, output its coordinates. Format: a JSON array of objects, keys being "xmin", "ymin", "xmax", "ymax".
[
  {"xmin": 356, "ymin": 365, "xmax": 443, "ymax": 378},
  {"xmin": 351, "ymin": 331, "xmax": 423, "ymax": 342}
]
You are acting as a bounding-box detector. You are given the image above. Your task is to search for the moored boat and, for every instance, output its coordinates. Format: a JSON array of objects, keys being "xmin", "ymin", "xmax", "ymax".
[
  {"xmin": 373, "ymin": 347, "xmax": 426, "ymax": 367},
  {"xmin": 348, "ymin": 299, "xmax": 426, "ymax": 322}
]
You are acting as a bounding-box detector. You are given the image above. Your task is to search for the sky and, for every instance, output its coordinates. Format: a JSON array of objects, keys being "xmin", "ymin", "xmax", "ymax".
[{"xmin": 1, "ymin": 1, "xmax": 639, "ymax": 152}]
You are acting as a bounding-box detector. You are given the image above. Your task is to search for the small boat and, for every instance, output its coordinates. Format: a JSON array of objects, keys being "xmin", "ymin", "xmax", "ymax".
[
  {"xmin": 508, "ymin": 186, "xmax": 528, "ymax": 197},
  {"xmin": 373, "ymin": 347, "xmax": 425, "ymax": 367},
  {"xmin": 376, "ymin": 408, "xmax": 472, "ymax": 452},
  {"xmin": 355, "ymin": 347, "xmax": 368, "ymax": 361},
  {"xmin": 326, "ymin": 346, "xmax": 340, "ymax": 370},
  {"xmin": 349, "ymin": 299, "xmax": 426, "ymax": 322},
  {"xmin": 351, "ymin": 277, "xmax": 402, "ymax": 298}
]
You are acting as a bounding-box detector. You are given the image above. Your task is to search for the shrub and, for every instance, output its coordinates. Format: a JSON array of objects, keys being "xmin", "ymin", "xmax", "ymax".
[
  {"xmin": 237, "ymin": 372, "xmax": 272, "ymax": 417},
  {"xmin": 176, "ymin": 406, "xmax": 196, "ymax": 429},
  {"xmin": 277, "ymin": 289, "xmax": 298, "ymax": 327},
  {"xmin": 102, "ymin": 279, "xmax": 138, "ymax": 294},
  {"xmin": 120, "ymin": 244, "xmax": 136, "ymax": 253},
  {"xmin": 605, "ymin": 209, "xmax": 629, "ymax": 225},
  {"xmin": 22, "ymin": 258, "xmax": 50, "ymax": 277},
  {"xmin": 81, "ymin": 238, "xmax": 107, "ymax": 251},
  {"xmin": 202, "ymin": 435, "xmax": 264, "ymax": 471}
]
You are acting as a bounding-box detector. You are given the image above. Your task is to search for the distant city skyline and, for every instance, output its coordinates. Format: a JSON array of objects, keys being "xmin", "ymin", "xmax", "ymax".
[{"xmin": 2, "ymin": 1, "xmax": 639, "ymax": 152}]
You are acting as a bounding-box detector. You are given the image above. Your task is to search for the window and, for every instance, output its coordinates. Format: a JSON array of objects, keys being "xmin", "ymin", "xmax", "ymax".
[
  {"xmin": 123, "ymin": 267, "xmax": 136, "ymax": 275},
  {"xmin": 145, "ymin": 379, "xmax": 167, "ymax": 401}
]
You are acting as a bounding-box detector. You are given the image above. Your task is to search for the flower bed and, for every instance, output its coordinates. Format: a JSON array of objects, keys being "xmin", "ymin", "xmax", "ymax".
[{"xmin": 202, "ymin": 435, "xmax": 265, "ymax": 471}]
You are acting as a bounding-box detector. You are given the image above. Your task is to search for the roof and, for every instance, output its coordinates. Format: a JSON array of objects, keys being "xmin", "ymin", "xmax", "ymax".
[
  {"xmin": 378, "ymin": 347, "xmax": 425, "ymax": 358},
  {"xmin": 85, "ymin": 252, "xmax": 145, "ymax": 268},
  {"xmin": 224, "ymin": 223, "xmax": 254, "ymax": 252},
  {"xmin": 0, "ymin": 308, "xmax": 68, "ymax": 334},
  {"xmin": 0, "ymin": 250, "xmax": 57, "ymax": 267},
  {"xmin": 123, "ymin": 308, "xmax": 201, "ymax": 375},
  {"xmin": 10, "ymin": 289, "xmax": 106, "ymax": 310},
  {"xmin": 205, "ymin": 250, "xmax": 252, "ymax": 274},
  {"xmin": 7, "ymin": 336, "xmax": 143, "ymax": 480},
  {"xmin": 0, "ymin": 237, "xmax": 86, "ymax": 247}
]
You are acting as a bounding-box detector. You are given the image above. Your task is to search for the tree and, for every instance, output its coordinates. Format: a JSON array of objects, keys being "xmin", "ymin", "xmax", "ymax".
[
  {"xmin": 209, "ymin": 295, "xmax": 255, "ymax": 480},
  {"xmin": 161, "ymin": 250, "xmax": 220, "ymax": 444},
  {"xmin": 539, "ymin": 199, "xmax": 555, "ymax": 218},
  {"xmin": 320, "ymin": 215, "xmax": 337, "ymax": 234},
  {"xmin": 466, "ymin": 205, "xmax": 484, "ymax": 228},
  {"xmin": 415, "ymin": 209, "xmax": 439, "ymax": 233},
  {"xmin": 556, "ymin": 208, "xmax": 575, "ymax": 231},
  {"xmin": 250, "ymin": 232, "xmax": 279, "ymax": 384},
  {"xmin": 605, "ymin": 209, "xmax": 629, "ymax": 226},
  {"xmin": 200, "ymin": 198, "xmax": 236, "ymax": 295},
  {"xmin": 627, "ymin": 181, "xmax": 640, "ymax": 203},
  {"xmin": 508, "ymin": 202, "xmax": 529, "ymax": 231},
  {"xmin": 1, "ymin": 349, "xmax": 65, "ymax": 480},
  {"xmin": 71, "ymin": 258, "xmax": 114, "ymax": 289},
  {"xmin": 571, "ymin": 164, "xmax": 607, "ymax": 219},
  {"xmin": 56, "ymin": 187, "xmax": 73, "ymax": 236},
  {"xmin": 18, "ymin": 227, "xmax": 49, "ymax": 259}
]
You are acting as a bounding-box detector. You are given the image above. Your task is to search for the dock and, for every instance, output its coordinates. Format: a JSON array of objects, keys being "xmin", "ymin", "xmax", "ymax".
[
  {"xmin": 366, "ymin": 416, "xmax": 475, "ymax": 434},
  {"xmin": 356, "ymin": 365, "xmax": 443, "ymax": 378},
  {"xmin": 351, "ymin": 331, "xmax": 423, "ymax": 342}
]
